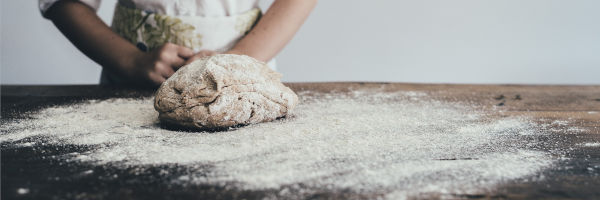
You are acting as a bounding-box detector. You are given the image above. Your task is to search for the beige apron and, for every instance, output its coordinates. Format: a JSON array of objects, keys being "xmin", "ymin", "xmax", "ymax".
[{"xmin": 102, "ymin": 3, "xmax": 270, "ymax": 85}]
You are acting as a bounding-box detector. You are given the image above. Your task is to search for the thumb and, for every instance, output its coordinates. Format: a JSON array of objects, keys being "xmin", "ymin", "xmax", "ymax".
[{"xmin": 176, "ymin": 46, "xmax": 194, "ymax": 59}]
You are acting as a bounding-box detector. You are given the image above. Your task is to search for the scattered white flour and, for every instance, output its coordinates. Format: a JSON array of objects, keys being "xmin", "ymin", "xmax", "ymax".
[
  {"xmin": 566, "ymin": 126, "xmax": 587, "ymax": 133},
  {"xmin": 0, "ymin": 90, "xmax": 553, "ymax": 199},
  {"xmin": 17, "ymin": 142, "xmax": 35, "ymax": 147},
  {"xmin": 581, "ymin": 142, "xmax": 600, "ymax": 147},
  {"xmin": 17, "ymin": 188, "xmax": 30, "ymax": 195}
]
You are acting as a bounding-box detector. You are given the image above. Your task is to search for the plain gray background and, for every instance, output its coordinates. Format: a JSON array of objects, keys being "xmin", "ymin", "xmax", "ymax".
[{"xmin": 1, "ymin": 0, "xmax": 599, "ymax": 85}]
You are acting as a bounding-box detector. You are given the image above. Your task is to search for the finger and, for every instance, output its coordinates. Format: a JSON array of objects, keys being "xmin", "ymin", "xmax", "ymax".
[
  {"xmin": 197, "ymin": 50, "xmax": 216, "ymax": 57},
  {"xmin": 176, "ymin": 46, "xmax": 194, "ymax": 59},
  {"xmin": 156, "ymin": 49, "xmax": 187, "ymax": 70},
  {"xmin": 184, "ymin": 54, "xmax": 203, "ymax": 65},
  {"xmin": 184, "ymin": 50, "xmax": 216, "ymax": 65},
  {"xmin": 157, "ymin": 63, "xmax": 175, "ymax": 78},
  {"xmin": 170, "ymin": 57, "xmax": 187, "ymax": 69},
  {"xmin": 148, "ymin": 72, "xmax": 166, "ymax": 85},
  {"xmin": 157, "ymin": 47, "xmax": 184, "ymax": 63}
]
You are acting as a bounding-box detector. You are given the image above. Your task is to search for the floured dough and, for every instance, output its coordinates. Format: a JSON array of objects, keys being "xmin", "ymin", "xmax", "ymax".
[{"xmin": 154, "ymin": 54, "xmax": 298, "ymax": 130}]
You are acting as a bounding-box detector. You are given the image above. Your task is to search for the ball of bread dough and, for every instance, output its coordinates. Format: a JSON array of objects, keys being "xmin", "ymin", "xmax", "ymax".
[{"xmin": 154, "ymin": 54, "xmax": 298, "ymax": 130}]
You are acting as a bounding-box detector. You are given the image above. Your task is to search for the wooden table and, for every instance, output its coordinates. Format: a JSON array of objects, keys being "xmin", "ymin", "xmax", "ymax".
[{"xmin": 2, "ymin": 83, "xmax": 599, "ymax": 199}]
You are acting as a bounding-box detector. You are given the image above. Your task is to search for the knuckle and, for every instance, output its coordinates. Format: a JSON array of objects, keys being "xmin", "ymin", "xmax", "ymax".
[
  {"xmin": 153, "ymin": 62, "xmax": 166, "ymax": 71},
  {"xmin": 159, "ymin": 43, "xmax": 173, "ymax": 51},
  {"xmin": 158, "ymin": 51, "xmax": 171, "ymax": 60},
  {"xmin": 147, "ymin": 71, "xmax": 155, "ymax": 80}
]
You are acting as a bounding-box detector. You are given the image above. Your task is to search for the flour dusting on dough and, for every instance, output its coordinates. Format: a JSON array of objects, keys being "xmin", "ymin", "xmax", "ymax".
[{"xmin": 154, "ymin": 54, "xmax": 298, "ymax": 129}]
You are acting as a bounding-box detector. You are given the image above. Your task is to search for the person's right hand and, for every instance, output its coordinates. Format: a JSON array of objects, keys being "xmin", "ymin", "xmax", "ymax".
[{"xmin": 129, "ymin": 43, "xmax": 194, "ymax": 86}]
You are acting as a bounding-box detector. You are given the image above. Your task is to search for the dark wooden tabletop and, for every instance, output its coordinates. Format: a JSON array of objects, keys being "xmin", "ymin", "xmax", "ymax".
[{"xmin": 2, "ymin": 83, "xmax": 599, "ymax": 199}]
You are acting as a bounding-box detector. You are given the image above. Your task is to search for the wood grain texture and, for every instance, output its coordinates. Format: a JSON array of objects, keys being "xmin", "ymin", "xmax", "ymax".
[{"xmin": 1, "ymin": 83, "xmax": 599, "ymax": 199}]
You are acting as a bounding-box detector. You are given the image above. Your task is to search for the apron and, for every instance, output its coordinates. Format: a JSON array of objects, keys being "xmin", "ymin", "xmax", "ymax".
[{"xmin": 102, "ymin": 3, "xmax": 275, "ymax": 85}]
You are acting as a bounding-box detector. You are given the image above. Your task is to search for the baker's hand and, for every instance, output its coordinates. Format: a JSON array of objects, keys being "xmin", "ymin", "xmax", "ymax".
[
  {"xmin": 130, "ymin": 43, "xmax": 194, "ymax": 86},
  {"xmin": 184, "ymin": 50, "xmax": 217, "ymax": 65}
]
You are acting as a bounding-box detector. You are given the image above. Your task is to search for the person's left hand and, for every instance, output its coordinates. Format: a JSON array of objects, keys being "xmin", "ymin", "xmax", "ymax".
[{"xmin": 184, "ymin": 50, "xmax": 217, "ymax": 65}]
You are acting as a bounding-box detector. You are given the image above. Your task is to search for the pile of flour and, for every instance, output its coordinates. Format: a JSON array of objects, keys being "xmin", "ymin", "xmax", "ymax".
[{"xmin": 0, "ymin": 90, "xmax": 553, "ymax": 198}]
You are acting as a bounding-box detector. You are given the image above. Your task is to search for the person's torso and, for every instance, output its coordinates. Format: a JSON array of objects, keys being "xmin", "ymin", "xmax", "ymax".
[
  {"xmin": 118, "ymin": 0, "xmax": 259, "ymax": 17},
  {"xmin": 103, "ymin": 0, "xmax": 276, "ymax": 85},
  {"xmin": 113, "ymin": 0, "xmax": 261, "ymax": 52}
]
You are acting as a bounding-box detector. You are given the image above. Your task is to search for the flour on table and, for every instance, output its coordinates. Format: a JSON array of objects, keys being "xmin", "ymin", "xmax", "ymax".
[
  {"xmin": 1, "ymin": 90, "xmax": 555, "ymax": 199},
  {"xmin": 154, "ymin": 54, "xmax": 298, "ymax": 130}
]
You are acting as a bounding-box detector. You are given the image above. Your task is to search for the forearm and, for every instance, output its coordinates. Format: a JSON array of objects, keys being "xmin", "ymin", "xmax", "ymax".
[
  {"xmin": 46, "ymin": 0, "xmax": 140, "ymax": 76},
  {"xmin": 228, "ymin": 0, "xmax": 317, "ymax": 62}
]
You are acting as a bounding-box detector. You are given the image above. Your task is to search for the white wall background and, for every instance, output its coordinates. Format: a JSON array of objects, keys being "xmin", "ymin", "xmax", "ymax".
[{"xmin": 2, "ymin": 0, "xmax": 599, "ymax": 85}]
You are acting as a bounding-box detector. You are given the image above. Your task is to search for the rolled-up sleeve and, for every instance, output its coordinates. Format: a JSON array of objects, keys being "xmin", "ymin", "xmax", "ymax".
[{"xmin": 39, "ymin": 0, "xmax": 102, "ymax": 18}]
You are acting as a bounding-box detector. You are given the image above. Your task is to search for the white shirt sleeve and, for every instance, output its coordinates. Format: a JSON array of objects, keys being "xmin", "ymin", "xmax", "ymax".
[{"xmin": 39, "ymin": 0, "xmax": 102, "ymax": 18}]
